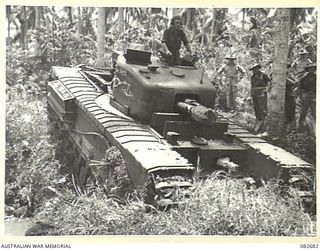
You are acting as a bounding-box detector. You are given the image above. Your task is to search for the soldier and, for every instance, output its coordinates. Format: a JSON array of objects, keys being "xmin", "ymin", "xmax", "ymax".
[
  {"xmin": 297, "ymin": 62, "xmax": 316, "ymax": 129},
  {"xmin": 215, "ymin": 55, "xmax": 246, "ymax": 111},
  {"xmin": 291, "ymin": 49, "xmax": 313, "ymax": 80},
  {"xmin": 249, "ymin": 63, "xmax": 271, "ymax": 133},
  {"xmin": 161, "ymin": 15, "xmax": 192, "ymax": 65}
]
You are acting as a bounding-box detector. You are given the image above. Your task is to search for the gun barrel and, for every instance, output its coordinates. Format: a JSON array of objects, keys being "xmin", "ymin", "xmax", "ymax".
[
  {"xmin": 177, "ymin": 100, "xmax": 217, "ymax": 124},
  {"xmin": 176, "ymin": 101, "xmax": 193, "ymax": 114}
]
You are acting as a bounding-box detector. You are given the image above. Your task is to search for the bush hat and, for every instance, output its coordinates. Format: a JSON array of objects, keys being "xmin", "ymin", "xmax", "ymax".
[
  {"xmin": 225, "ymin": 55, "xmax": 236, "ymax": 60},
  {"xmin": 249, "ymin": 63, "xmax": 262, "ymax": 70}
]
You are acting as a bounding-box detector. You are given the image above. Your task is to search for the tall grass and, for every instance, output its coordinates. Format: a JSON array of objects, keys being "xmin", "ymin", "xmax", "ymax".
[{"xmin": 34, "ymin": 178, "xmax": 316, "ymax": 236}]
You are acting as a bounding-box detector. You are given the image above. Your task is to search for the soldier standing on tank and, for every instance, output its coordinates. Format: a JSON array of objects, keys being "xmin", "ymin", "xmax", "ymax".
[
  {"xmin": 249, "ymin": 63, "xmax": 271, "ymax": 133},
  {"xmin": 161, "ymin": 15, "xmax": 193, "ymax": 65},
  {"xmin": 215, "ymin": 55, "xmax": 246, "ymax": 111},
  {"xmin": 297, "ymin": 62, "xmax": 316, "ymax": 129}
]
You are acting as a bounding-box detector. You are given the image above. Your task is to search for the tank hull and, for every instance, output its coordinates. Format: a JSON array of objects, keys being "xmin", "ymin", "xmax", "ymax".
[{"xmin": 47, "ymin": 64, "xmax": 315, "ymax": 209}]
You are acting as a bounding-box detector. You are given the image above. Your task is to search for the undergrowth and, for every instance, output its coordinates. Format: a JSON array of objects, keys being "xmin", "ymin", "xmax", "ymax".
[
  {"xmin": 5, "ymin": 94, "xmax": 66, "ymax": 218},
  {"xmin": 35, "ymin": 178, "xmax": 316, "ymax": 236}
]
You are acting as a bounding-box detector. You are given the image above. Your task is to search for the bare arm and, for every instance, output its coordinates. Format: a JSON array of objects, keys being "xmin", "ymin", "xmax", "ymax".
[
  {"xmin": 161, "ymin": 29, "xmax": 172, "ymax": 55},
  {"xmin": 162, "ymin": 42, "xmax": 172, "ymax": 55},
  {"xmin": 181, "ymin": 30, "xmax": 192, "ymax": 54}
]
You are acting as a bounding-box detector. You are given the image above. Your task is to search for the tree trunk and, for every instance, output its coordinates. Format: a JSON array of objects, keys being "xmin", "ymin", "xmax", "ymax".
[
  {"xmin": 35, "ymin": 6, "xmax": 41, "ymax": 28},
  {"xmin": 201, "ymin": 14, "xmax": 206, "ymax": 44},
  {"xmin": 266, "ymin": 8, "xmax": 290, "ymax": 138},
  {"xmin": 118, "ymin": 7, "xmax": 124, "ymax": 38},
  {"xmin": 242, "ymin": 8, "xmax": 246, "ymax": 31},
  {"xmin": 211, "ymin": 8, "xmax": 216, "ymax": 38},
  {"xmin": 68, "ymin": 7, "xmax": 73, "ymax": 23},
  {"xmin": 33, "ymin": 6, "xmax": 41, "ymax": 57},
  {"xmin": 6, "ymin": 5, "xmax": 11, "ymax": 45},
  {"xmin": 78, "ymin": 7, "xmax": 82, "ymax": 35},
  {"xmin": 21, "ymin": 6, "xmax": 28, "ymax": 50},
  {"xmin": 51, "ymin": 6, "xmax": 56, "ymax": 32},
  {"xmin": 186, "ymin": 8, "xmax": 192, "ymax": 30},
  {"xmin": 97, "ymin": 7, "xmax": 106, "ymax": 67}
]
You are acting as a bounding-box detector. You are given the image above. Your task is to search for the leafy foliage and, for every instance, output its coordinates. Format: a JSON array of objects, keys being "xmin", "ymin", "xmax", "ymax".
[
  {"xmin": 5, "ymin": 6, "xmax": 317, "ymax": 235},
  {"xmin": 29, "ymin": 18, "xmax": 96, "ymax": 67},
  {"xmin": 5, "ymin": 95, "xmax": 65, "ymax": 218}
]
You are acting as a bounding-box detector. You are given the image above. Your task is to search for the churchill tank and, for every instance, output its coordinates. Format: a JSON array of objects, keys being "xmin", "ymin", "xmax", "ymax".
[{"xmin": 47, "ymin": 48, "xmax": 315, "ymax": 208}]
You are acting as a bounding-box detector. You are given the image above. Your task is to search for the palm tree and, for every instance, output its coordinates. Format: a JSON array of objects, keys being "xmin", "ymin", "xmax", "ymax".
[
  {"xmin": 266, "ymin": 8, "xmax": 290, "ymax": 138},
  {"xmin": 97, "ymin": 7, "xmax": 105, "ymax": 67},
  {"xmin": 211, "ymin": 8, "xmax": 216, "ymax": 38},
  {"xmin": 32, "ymin": 6, "xmax": 42, "ymax": 57},
  {"xmin": 241, "ymin": 8, "xmax": 248, "ymax": 31},
  {"xmin": 78, "ymin": 7, "xmax": 82, "ymax": 35},
  {"xmin": 118, "ymin": 7, "xmax": 124, "ymax": 37},
  {"xmin": 21, "ymin": 6, "xmax": 28, "ymax": 49},
  {"xmin": 35, "ymin": 6, "xmax": 41, "ymax": 28}
]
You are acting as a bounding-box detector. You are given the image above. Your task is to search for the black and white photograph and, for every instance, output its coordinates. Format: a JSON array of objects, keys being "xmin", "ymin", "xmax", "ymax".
[{"xmin": 4, "ymin": 4, "xmax": 317, "ymax": 242}]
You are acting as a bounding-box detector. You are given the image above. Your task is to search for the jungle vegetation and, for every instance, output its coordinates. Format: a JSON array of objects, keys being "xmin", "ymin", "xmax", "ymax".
[{"xmin": 5, "ymin": 6, "xmax": 317, "ymax": 236}]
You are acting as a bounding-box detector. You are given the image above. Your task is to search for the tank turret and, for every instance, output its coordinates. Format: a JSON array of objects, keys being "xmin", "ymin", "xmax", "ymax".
[{"xmin": 110, "ymin": 49, "xmax": 216, "ymax": 122}]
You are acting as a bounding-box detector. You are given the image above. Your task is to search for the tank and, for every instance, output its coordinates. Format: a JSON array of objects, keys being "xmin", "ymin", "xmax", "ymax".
[{"xmin": 47, "ymin": 49, "xmax": 315, "ymax": 208}]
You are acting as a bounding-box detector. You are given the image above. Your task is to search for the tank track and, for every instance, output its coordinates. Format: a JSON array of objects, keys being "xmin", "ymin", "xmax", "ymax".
[
  {"xmin": 217, "ymin": 114, "xmax": 316, "ymax": 212},
  {"xmin": 49, "ymin": 67, "xmax": 194, "ymax": 208}
]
